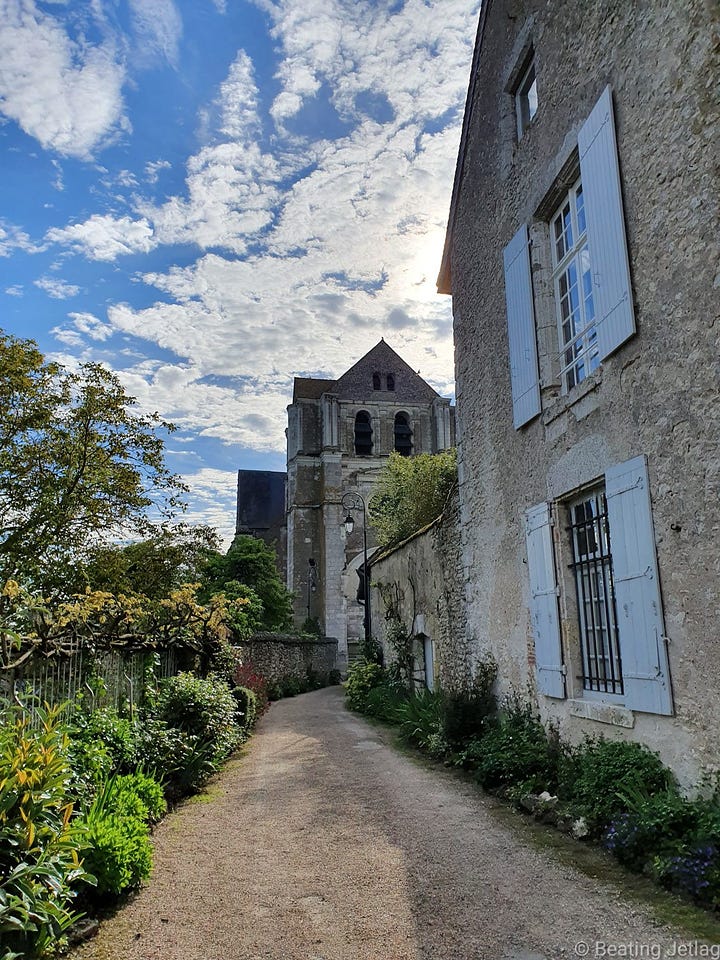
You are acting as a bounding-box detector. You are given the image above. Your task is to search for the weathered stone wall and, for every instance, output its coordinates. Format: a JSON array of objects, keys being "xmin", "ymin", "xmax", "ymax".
[
  {"xmin": 369, "ymin": 488, "xmax": 470, "ymax": 692},
  {"xmin": 448, "ymin": 0, "xmax": 719, "ymax": 786},
  {"xmin": 235, "ymin": 633, "xmax": 338, "ymax": 684}
]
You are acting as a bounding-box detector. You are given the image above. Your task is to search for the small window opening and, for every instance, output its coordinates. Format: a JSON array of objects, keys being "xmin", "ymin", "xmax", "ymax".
[
  {"xmin": 386, "ymin": 373, "xmax": 395, "ymax": 391},
  {"xmin": 354, "ymin": 411, "xmax": 373, "ymax": 455},
  {"xmin": 372, "ymin": 372, "xmax": 381, "ymax": 390},
  {"xmin": 515, "ymin": 53, "xmax": 538, "ymax": 138},
  {"xmin": 394, "ymin": 412, "xmax": 412, "ymax": 456}
]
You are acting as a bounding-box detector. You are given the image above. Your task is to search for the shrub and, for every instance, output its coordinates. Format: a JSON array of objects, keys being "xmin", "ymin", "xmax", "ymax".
[
  {"xmin": 396, "ymin": 690, "xmax": 445, "ymax": 753},
  {"xmin": 78, "ymin": 813, "xmax": 151, "ymax": 899},
  {"xmin": 115, "ymin": 773, "xmax": 167, "ymax": 824},
  {"xmin": 151, "ymin": 672, "xmax": 242, "ymax": 764},
  {"xmin": 560, "ymin": 738, "xmax": 673, "ymax": 834},
  {"xmin": 0, "ymin": 705, "xmax": 92, "ymax": 957},
  {"xmin": 233, "ymin": 661, "xmax": 269, "ymax": 715},
  {"xmin": 344, "ymin": 659, "xmax": 386, "ymax": 712},
  {"xmin": 134, "ymin": 716, "xmax": 217, "ymax": 800},
  {"xmin": 653, "ymin": 844, "xmax": 720, "ymax": 907},
  {"xmin": 603, "ymin": 789, "xmax": 699, "ymax": 871},
  {"xmin": 232, "ymin": 685, "xmax": 258, "ymax": 731},
  {"xmin": 363, "ymin": 683, "xmax": 406, "ymax": 723},
  {"xmin": 473, "ymin": 702, "xmax": 559, "ymax": 795},
  {"xmin": 440, "ymin": 657, "xmax": 497, "ymax": 748}
]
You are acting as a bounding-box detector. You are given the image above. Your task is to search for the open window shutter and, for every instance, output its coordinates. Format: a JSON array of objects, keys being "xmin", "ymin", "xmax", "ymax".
[
  {"xmin": 605, "ymin": 456, "xmax": 673, "ymax": 715},
  {"xmin": 503, "ymin": 224, "xmax": 541, "ymax": 429},
  {"xmin": 525, "ymin": 502, "xmax": 565, "ymax": 698},
  {"xmin": 578, "ymin": 85, "xmax": 635, "ymax": 360}
]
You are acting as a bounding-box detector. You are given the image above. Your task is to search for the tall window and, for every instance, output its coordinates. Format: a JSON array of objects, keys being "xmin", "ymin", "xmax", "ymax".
[
  {"xmin": 372, "ymin": 372, "xmax": 381, "ymax": 390},
  {"xmin": 354, "ymin": 411, "xmax": 373, "ymax": 455},
  {"xmin": 394, "ymin": 412, "xmax": 412, "ymax": 456},
  {"xmin": 386, "ymin": 373, "xmax": 395, "ymax": 391},
  {"xmin": 568, "ymin": 488, "xmax": 623, "ymax": 695},
  {"xmin": 515, "ymin": 51, "xmax": 538, "ymax": 138},
  {"xmin": 551, "ymin": 179, "xmax": 599, "ymax": 390}
]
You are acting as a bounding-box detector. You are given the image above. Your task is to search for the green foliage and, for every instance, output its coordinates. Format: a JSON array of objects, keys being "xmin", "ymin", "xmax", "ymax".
[
  {"xmin": 72, "ymin": 524, "xmax": 221, "ymax": 600},
  {"xmin": 559, "ymin": 737, "xmax": 673, "ymax": 834},
  {"xmin": 396, "ymin": 690, "xmax": 446, "ymax": 756},
  {"xmin": 0, "ymin": 332, "xmax": 185, "ymax": 589},
  {"xmin": 135, "ymin": 718, "xmax": 217, "ymax": 800},
  {"xmin": 77, "ymin": 812, "xmax": 151, "ymax": 900},
  {"xmin": 368, "ymin": 449, "xmax": 457, "ymax": 547},
  {"xmin": 604, "ymin": 789, "xmax": 705, "ymax": 871},
  {"xmin": 344, "ymin": 659, "xmax": 386, "ymax": 711},
  {"xmin": 199, "ymin": 535, "xmax": 292, "ymax": 631},
  {"xmin": 362, "ymin": 683, "xmax": 406, "ymax": 723},
  {"xmin": 151, "ymin": 672, "xmax": 242, "ymax": 765},
  {"xmin": 439, "ymin": 656, "xmax": 497, "ymax": 748},
  {"xmin": 0, "ymin": 705, "xmax": 92, "ymax": 958},
  {"xmin": 114, "ymin": 773, "xmax": 167, "ymax": 825},
  {"xmin": 472, "ymin": 702, "xmax": 559, "ymax": 795},
  {"xmin": 231, "ymin": 686, "xmax": 258, "ymax": 731}
]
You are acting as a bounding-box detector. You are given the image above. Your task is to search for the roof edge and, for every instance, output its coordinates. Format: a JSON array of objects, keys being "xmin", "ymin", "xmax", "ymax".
[{"xmin": 437, "ymin": 0, "xmax": 492, "ymax": 296}]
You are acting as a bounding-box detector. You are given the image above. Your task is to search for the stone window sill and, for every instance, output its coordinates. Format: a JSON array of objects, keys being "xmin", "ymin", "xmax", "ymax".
[
  {"xmin": 568, "ymin": 697, "xmax": 634, "ymax": 728},
  {"xmin": 542, "ymin": 369, "xmax": 602, "ymax": 427}
]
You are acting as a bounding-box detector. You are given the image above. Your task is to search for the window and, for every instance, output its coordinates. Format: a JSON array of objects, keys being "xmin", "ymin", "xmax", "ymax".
[
  {"xmin": 568, "ymin": 488, "xmax": 622, "ymax": 695},
  {"xmin": 372, "ymin": 372, "xmax": 381, "ymax": 390},
  {"xmin": 394, "ymin": 412, "xmax": 412, "ymax": 456},
  {"xmin": 354, "ymin": 411, "xmax": 372, "ymax": 455},
  {"xmin": 515, "ymin": 53, "xmax": 538, "ymax": 138},
  {"xmin": 524, "ymin": 456, "xmax": 673, "ymax": 716},
  {"xmin": 503, "ymin": 86, "xmax": 636, "ymax": 430},
  {"xmin": 551, "ymin": 180, "xmax": 599, "ymax": 390},
  {"xmin": 386, "ymin": 373, "xmax": 395, "ymax": 391}
]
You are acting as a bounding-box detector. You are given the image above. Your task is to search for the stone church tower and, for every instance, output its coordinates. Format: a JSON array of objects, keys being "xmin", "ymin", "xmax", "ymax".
[{"xmin": 286, "ymin": 340, "xmax": 454, "ymax": 669}]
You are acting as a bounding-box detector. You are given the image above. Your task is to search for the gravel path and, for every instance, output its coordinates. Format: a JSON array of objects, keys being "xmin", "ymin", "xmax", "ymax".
[{"xmin": 69, "ymin": 687, "xmax": 712, "ymax": 960}]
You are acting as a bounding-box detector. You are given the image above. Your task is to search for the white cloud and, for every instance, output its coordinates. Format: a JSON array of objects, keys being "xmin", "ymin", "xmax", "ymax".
[
  {"xmin": 0, "ymin": 219, "xmax": 43, "ymax": 256},
  {"xmin": 0, "ymin": 0, "xmax": 129, "ymax": 159},
  {"xmin": 34, "ymin": 275, "xmax": 80, "ymax": 299},
  {"xmin": 5, "ymin": 285, "xmax": 24, "ymax": 297},
  {"xmin": 145, "ymin": 159, "xmax": 171, "ymax": 184},
  {"xmin": 46, "ymin": 214, "xmax": 156, "ymax": 260},
  {"xmin": 179, "ymin": 467, "xmax": 238, "ymax": 547},
  {"xmin": 128, "ymin": 0, "xmax": 183, "ymax": 69},
  {"xmin": 45, "ymin": 0, "xmax": 477, "ymax": 453}
]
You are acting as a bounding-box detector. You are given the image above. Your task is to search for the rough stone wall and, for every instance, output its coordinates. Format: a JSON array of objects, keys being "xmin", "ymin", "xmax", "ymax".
[
  {"xmin": 448, "ymin": 0, "xmax": 719, "ymax": 786},
  {"xmin": 370, "ymin": 488, "xmax": 470, "ymax": 692},
  {"xmin": 235, "ymin": 633, "xmax": 338, "ymax": 684}
]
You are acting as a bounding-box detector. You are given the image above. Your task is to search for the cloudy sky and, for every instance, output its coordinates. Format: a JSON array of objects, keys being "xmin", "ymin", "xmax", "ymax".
[{"xmin": 1, "ymin": 0, "xmax": 479, "ymax": 543}]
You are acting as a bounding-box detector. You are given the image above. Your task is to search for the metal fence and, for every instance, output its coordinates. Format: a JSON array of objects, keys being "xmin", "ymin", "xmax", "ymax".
[{"xmin": 1, "ymin": 644, "xmax": 182, "ymax": 722}]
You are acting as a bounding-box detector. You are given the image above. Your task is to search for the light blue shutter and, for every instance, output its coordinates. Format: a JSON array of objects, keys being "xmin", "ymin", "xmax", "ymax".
[
  {"xmin": 605, "ymin": 456, "xmax": 673, "ymax": 715},
  {"xmin": 578, "ymin": 85, "xmax": 636, "ymax": 359},
  {"xmin": 525, "ymin": 502, "xmax": 565, "ymax": 698},
  {"xmin": 503, "ymin": 225, "xmax": 541, "ymax": 429}
]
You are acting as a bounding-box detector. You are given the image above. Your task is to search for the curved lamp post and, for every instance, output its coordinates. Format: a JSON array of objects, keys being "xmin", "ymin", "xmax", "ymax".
[{"xmin": 341, "ymin": 491, "xmax": 371, "ymax": 645}]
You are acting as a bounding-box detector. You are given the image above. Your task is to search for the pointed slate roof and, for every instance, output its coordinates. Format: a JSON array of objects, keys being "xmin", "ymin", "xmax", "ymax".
[{"xmin": 291, "ymin": 340, "xmax": 441, "ymax": 405}]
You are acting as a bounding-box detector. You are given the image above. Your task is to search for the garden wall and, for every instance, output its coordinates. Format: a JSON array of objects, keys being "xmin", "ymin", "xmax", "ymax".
[
  {"xmin": 369, "ymin": 487, "xmax": 470, "ymax": 692},
  {"xmin": 235, "ymin": 633, "xmax": 338, "ymax": 683}
]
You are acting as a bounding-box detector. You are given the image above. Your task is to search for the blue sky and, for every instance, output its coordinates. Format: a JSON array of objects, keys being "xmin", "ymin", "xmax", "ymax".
[{"xmin": 0, "ymin": 0, "xmax": 479, "ymax": 545}]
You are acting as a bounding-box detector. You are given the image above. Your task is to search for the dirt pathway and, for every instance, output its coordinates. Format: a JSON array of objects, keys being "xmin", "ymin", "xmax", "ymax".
[{"xmin": 70, "ymin": 687, "xmax": 714, "ymax": 960}]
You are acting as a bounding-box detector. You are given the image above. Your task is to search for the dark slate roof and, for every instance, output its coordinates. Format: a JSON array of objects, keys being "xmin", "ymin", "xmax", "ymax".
[
  {"xmin": 292, "ymin": 377, "xmax": 336, "ymax": 401},
  {"xmin": 335, "ymin": 339, "xmax": 440, "ymax": 403},
  {"xmin": 292, "ymin": 340, "xmax": 441, "ymax": 405}
]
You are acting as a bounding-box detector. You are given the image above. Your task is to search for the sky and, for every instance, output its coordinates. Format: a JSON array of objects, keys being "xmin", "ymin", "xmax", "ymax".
[{"xmin": 0, "ymin": 0, "xmax": 480, "ymax": 545}]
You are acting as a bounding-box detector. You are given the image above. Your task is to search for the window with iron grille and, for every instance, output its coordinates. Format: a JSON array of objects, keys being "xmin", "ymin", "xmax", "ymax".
[
  {"xmin": 568, "ymin": 488, "xmax": 623, "ymax": 695},
  {"xmin": 551, "ymin": 178, "xmax": 599, "ymax": 391}
]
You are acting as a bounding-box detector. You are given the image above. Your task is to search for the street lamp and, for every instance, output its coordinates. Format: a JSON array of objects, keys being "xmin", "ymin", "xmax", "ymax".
[{"xmin": 341, "ymin": 491, "xmax": 371, "ymax": 646}]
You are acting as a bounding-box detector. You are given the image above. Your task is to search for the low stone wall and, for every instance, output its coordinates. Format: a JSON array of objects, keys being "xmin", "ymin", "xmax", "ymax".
[{"xmin": 235, "ymin": 633, "xmax": 338, "ymax": 684}]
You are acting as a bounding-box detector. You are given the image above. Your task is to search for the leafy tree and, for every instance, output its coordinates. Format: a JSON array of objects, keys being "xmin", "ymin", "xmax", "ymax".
[
  {"xmin": 199, "ymin": 535, "xmax": 293, "ymax": 631},
  {"xmin": 0, "ymin": 333, "xmax": 185, "ymax": 587},
  {"xmin": 71, "ymin": 524, "xmax": 221, "ymax": 600},
  {"xmin": 368, "ymin": 450, "xmax": 457, "ymax": 547}
]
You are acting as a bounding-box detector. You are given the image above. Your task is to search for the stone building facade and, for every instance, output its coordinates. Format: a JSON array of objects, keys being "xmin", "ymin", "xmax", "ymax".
[
  {"xmin": 286, "ymin": 339, "xmax": 455, "ymax": 670},
  {"xmin": 439, "ymin": 1, "xmax": 719, "ymax": 785}
]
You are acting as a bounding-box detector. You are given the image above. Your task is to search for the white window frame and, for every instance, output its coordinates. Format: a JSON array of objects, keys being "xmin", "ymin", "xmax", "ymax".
[
  {"xmin": 515, "ymin": 54, "xmax": 538, "ymax": 139},
  {"xmin": 550, "ymin": 179, "xmax": 599, "ymax": 391}
]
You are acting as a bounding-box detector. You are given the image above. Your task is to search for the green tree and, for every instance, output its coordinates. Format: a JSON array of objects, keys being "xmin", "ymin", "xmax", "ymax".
[
  {"xmin": 0, "ymin": 333, "xmax": 185, "ymax": 587},
  {"xmin": 199, "ymin": 535, "xmax": 293, "ymax": 631},
  {"xmin": 71, "ymin": 524, "xmax": 221, "ymax": 599},
  {"xmin": 368, "ymin": 450, "xmax": 457, "ymax": 547}
]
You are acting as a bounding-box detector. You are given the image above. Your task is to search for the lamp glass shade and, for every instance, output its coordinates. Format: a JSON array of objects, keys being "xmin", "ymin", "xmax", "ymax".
[{"xmin": 344, "ymin": 514, "xmax": 354, "ymax": 534}]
